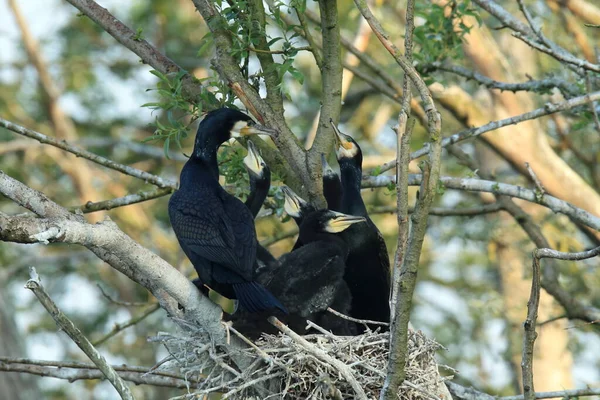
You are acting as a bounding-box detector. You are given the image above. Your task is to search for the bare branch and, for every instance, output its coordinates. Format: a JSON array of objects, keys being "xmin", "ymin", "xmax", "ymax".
[
  {"xmin": 424, "ymin": 62, "xmax": 579, "ymax": 98},
  {"xmin": 69, "ymin": 187, "xmax": 174, "ymax": 214},
  {"xmin": 524, "ymin": 162, "xmax": 546, "ymax": 196},
  {"xmin": 93, "ymin": 304, "xmax": 161, "ymax": 346},
  {"xmin": 363, "ymin": 174, "xmax": 600, "ymax": 232},
  {"xmin": 0, "ymin": 357, "xmax": 197, "ymax": 389},
  {"xmin": 370, "ymin": 203, "xmax": 505, "ymax": 217},
  {"xmin": 374, "ymin": 90, "xmax": 600, "ymax": 175},
  {"xmin": 25, "ymin": 267, "xmax": 134, "ymax": 400},
  {"xmin": 536, "ymin": 246, "xmax": 600, "ymax": 262},
  {"xmin": 326, "ymin": 307, "xmax": 389, "ymax": 327},
  {"xmin": 63, "ymin": 0, "xmax": 205, "ymax": 103},
  {"xmin": 521, "ymin": 255, "xmax": 541, "ymax": 400},
  {"xmin": 0, "ymin": 118, "xmax": 176, "ymax": 189},
  {"xmin": 447, "ymin": 381, "xmax": 600, "ymax": 400},
  {"xmin": 97, "ymin": 284, "xmax": 152, "ymax": 307}
]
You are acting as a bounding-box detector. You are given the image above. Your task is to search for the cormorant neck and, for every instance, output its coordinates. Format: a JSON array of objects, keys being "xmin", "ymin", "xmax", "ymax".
[
  {"xmin": 301, "ymin": 231, "xmax": 348, "ymax": 252},
  {"xmin": 246, "ymin": 174, "xmax": 270, "ymax": 218},
  {"xmin": 191, "ymin": 130, "xmax": 227, "ymax": 179},
  {"xmin": 339, "ymin": 159, "xmax": 367, "ymax": 216}
]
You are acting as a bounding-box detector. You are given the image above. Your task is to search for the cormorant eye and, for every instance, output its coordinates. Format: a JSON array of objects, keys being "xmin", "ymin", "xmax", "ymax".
[{"xmin": 247, "ymin": 120, "xmax": 255, "ymax": 127}]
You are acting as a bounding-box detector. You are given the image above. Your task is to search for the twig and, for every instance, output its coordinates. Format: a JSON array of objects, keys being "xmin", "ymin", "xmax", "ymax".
[
  {"xmin": 446, "ymin": 381, "xmax": 600, "ymax": 400},
  {"xmin": 24, "ymin": 267, "xmax": 134, "ymax": 400},
  {"xmin": 97, "ymin": 284, "xmax": 153, "ymax": 307},
  {"xmin": 294, "ymin": 7, "xmax": 323, "ymax": 69},
  {"xmin": 63, "ymin": 0, "xmax": 205, "ymax": 103},
  {"xmin": 70, "ymin": 187, "xmax": 174, "ymax": 214},
  {"xmin": 535, "ymin": 246, "xmax": 600, "ymax": 261},
  {"xmin": 585, "ymin": 74, "xmax": 600, "ymax": 132},
  {"xmin": 0, "ymin": 118, "xmax": 175, "ymax": 189},
  {"xmin": 268, "ymin": 317, "xmax": 368, "ymax": 400},
  {"xmin": 524, "ymin": 162, "xmax": 545, "ymax": 196},
  {"xmin": 521, "ymin": 253, "xmax": 541, "ymax": 400},
  {"xmin": 327, "ymin": 307, "xmax": 389, "ymax": 326},
  {"xmin": 424, "ymin": 62, "xmax": 579, "ymax": 98},
  {"xmin": 362, "ymin": 174, "xmax": 600, "ymax": 232},
  {"xmin": 221, "ymin": 372, "xmax": 284, "ymax": 399},
  {"xmin": 93, "ymin": 304, "xmax": 161, "ymax": 346},
  {"xmin": 370, "ymin": 203, "xmax": 504, "ymax": 216},
  {"xmin": 0, "ymin": 358, "xmax": 199, "ymax": 389},
  {"xmin": 373, "ymin": 90, "xmax": 600, "ymax": 175}
]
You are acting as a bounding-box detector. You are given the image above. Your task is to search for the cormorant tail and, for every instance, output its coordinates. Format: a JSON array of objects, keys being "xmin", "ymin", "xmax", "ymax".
[{"xmin": 233, "ymin": 281, "xmax": 288, "ymax": 314}]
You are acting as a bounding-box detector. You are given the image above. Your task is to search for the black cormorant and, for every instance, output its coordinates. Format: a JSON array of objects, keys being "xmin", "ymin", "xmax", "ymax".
[
  {"xmin": 321, "ymin": 153, "xmax": 342, "ymax": 212},
  {"xmin": 231, "ymin": 209, "xmax": 364, "ymax": 337},
  {"xmin": 282, "ymin": 186, "xmax": 316, "ymax": 250},
  {"xmin": 243, "ymin": 140, "xmax": 276, "ymax": 265},
  {"xmin": 331, "ymin": 121, "xmax": 391, "ymax": 329},
  {"xmin": 168, "ymin": 108, "xmax": 286, "ymax": 313}
]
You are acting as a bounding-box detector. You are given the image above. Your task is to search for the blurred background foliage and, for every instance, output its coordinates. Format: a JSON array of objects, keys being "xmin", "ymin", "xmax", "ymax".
[{"xmin": 0, "ymin": 0, "xmax": 599, "ymax": 398}]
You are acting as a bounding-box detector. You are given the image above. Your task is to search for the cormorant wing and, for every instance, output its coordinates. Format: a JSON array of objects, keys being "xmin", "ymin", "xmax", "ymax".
[{"xmin": 172, "ymin": 194, "xmax": 257, "ymax": 281}]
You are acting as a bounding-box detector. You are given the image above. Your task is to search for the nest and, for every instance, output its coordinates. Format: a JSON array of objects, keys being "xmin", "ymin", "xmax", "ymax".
[{"xmin": 152, "ymin": 318, "xmax": 451, "ymax": 400}]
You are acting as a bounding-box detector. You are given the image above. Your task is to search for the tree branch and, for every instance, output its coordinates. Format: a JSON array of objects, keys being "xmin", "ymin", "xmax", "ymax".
[
  {"xmin": 63, "ymin": 0, "xmax": 205, "ymax": 103},
  {"xmin": 521, "ymin": 254, "xmax": 541, "ymax": 400},
  {"xmin": 0, "ymin": 118, "xmax": 176, "ymax": 189},
  {"xmin": 93, "ymin": 304, "xmax": 161, "ymax": 346},
  {"xmin": 25, "ymin": 267, "xmax": 134, "ymax": 400},
  {"xmin": 447, "ymin": 381, "xmax": 600, "ymax": 400},
  {"xmin": 0, "ymin": 357, "xmax": 198, "ymax": 389},
  {"xmin": 70, "ymin": 187, "xmax": 174, "ymax": 214},
  {"xmin": 373, "ymin": 90, "xmax": 600, "ymax": 174}
]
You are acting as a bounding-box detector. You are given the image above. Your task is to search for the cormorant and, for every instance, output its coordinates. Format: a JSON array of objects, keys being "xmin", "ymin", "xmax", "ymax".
[
  {"xmin": 243, "ymin": 140, "xmax": 276, "ymax": 265},
  {"xmin": 321, "ymin": 153, "xmax": 342, "ymax": 212},
  {"xmin": 282, "ymin": 186, "xmax": 316, "ymax": 250},
  {"xmin": 168, "ymin": 108, "xmax": 286, "ymax": 313},
  {"xmin": 231, "ymin": 209, "xmax": 364, "ymax": 337},
  {"xmin": 331, "ymin": 121, "xmax": 391, "ymax": 329}
]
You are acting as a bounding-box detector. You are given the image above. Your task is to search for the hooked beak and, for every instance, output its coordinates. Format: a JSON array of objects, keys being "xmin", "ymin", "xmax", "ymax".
[
  {"xmin": 243, "ymin": 140, "xmax": 263, "ymax": 175},
  {"xmin": 241, "ymin": 123, "xmax": 278, "ymax": 137},
  {"xmin": 329, "ymin": 119, "xmax": 353, "ymax": 151},
  {"xmin": 282, "ymin": 186, "xmax": 306, "ymax": 218},
  {"xmin": 325, "ymin": 211, "xmax": 366, "ymax": 233}
]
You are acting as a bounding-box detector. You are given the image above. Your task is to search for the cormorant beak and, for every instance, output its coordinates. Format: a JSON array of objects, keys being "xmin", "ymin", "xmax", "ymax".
[
  {"xmin": 325, "ymin": 211, "xmax": 366, "ymax": 233},
  {"xmin": 281, "ymin": 186, "xmax": 305, "ymax": 218},
  {"xmin": 231, "ymin": 120, "xmax": 278, "ymax": 138},
  {"xmin": 329, "ymin": 119, "xmax": 357, "ymax": 158},
  {"xmin": 243, "ymin": 140, "xmax": 264, "ymax": 175}
]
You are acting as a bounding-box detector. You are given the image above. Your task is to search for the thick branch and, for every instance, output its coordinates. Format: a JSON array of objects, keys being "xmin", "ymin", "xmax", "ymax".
[
  {"xmin": 25, "ymin": 268, "xmax": 134, "ymax": 400},
  {"xmin": 521, "ymin": 255, "xmax": 541, "ymax": 400}
]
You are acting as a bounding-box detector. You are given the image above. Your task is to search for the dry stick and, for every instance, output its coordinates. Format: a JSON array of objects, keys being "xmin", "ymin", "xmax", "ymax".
[
  {"xmin": 524, "ymin": 162, "xmax": 545, "ymax": 196},
  {"xmin": 370, "ymin": 202, "xmax": 504, "ymax": 217},
  {"xmin": 327, "ymin": 307, "xmax": 390, "ymax": 327},
  {"xmin": 374, "ymin": 90, "xmax": 600, "ymax": 175},
  {"xmin": 69, "ymin": 187, "xmax": 174, "ymax": 214},
  {"xmin": 521, "ymin": 253, "xmax": 541, "ymax": 400},
  {"xmin": 268, "ymin": 317, "xmax": 368, "ymax": 400},
  {"xmin": 536, "ymin": 245, "xmax": 600, "ymax": 261},
  {"xmin": 221, "ymin": 372, "xmax": 285, "ymax": 399},
  {"xmin": 24, "ymin": 267, "xmax": 134, "ymax": 400},
  {"xmin": 93, "ymin": 303, "xmax": 161, "ymax": 346},
  {"xmin": 0, "ymin": 118, "xmax": 175, "ymax": 189},
  {"xmin": 97, "ymin": 284, "xmax": 152, "ymax": 307},
  {"xmin": 362, "ymin": 174, "xmax": 600, "ymax": 232},
  {"xmin": 0, "ymin": 360, "xmax": 198, "ymax": 389},
  {"xmin": 447, "ymin": 381, "xmax": 600, "ymax": 400}
]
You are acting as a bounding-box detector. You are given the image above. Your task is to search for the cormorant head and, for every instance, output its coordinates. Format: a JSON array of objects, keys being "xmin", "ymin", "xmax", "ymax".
[
  {"xmin": 281, "ymin": 186, "xmax": 309, "ymax": 219},
  {"xmin": 193, "ymin": 108, "xmax": 276, "ymax": 158},
  {"xmin": 302, "ymin": 210, "xmax": 366, "ymax": 234},
  {"xmin": 243, "ymin": 140, "xmax": 266, "ymax": 178},
  {"xmin": 330, "ymin": 119, "xmax": 361, "ymax": 163}
]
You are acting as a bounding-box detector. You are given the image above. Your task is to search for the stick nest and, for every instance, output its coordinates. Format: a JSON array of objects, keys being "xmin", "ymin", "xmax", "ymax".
[{"xmin": 152, "ymin": 322, "xmax": 450, "ymax": 400}]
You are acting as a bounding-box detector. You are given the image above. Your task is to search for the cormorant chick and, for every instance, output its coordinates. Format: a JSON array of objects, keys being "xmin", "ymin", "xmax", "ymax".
[
  {"xmin": 282, "ymin": 186, "xmax": 316, "ymax": 250},
  {"xmin": 231, "ymin": 209, "xmax": 364, "ymax": 338},
  {"xmin": 169, "ymin": 108, "xmax": 286, "ymax": 313},
  {"xmin": 243, "ymin": 140, "xmax": 276, "ymax": 265},
  {"xmin": 321, "ymin": 153, "xmax": 342, "ymax": 212},
  {"xmin": 331, "ymin": 121, "xmax": 391, "ymax": 329}
]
